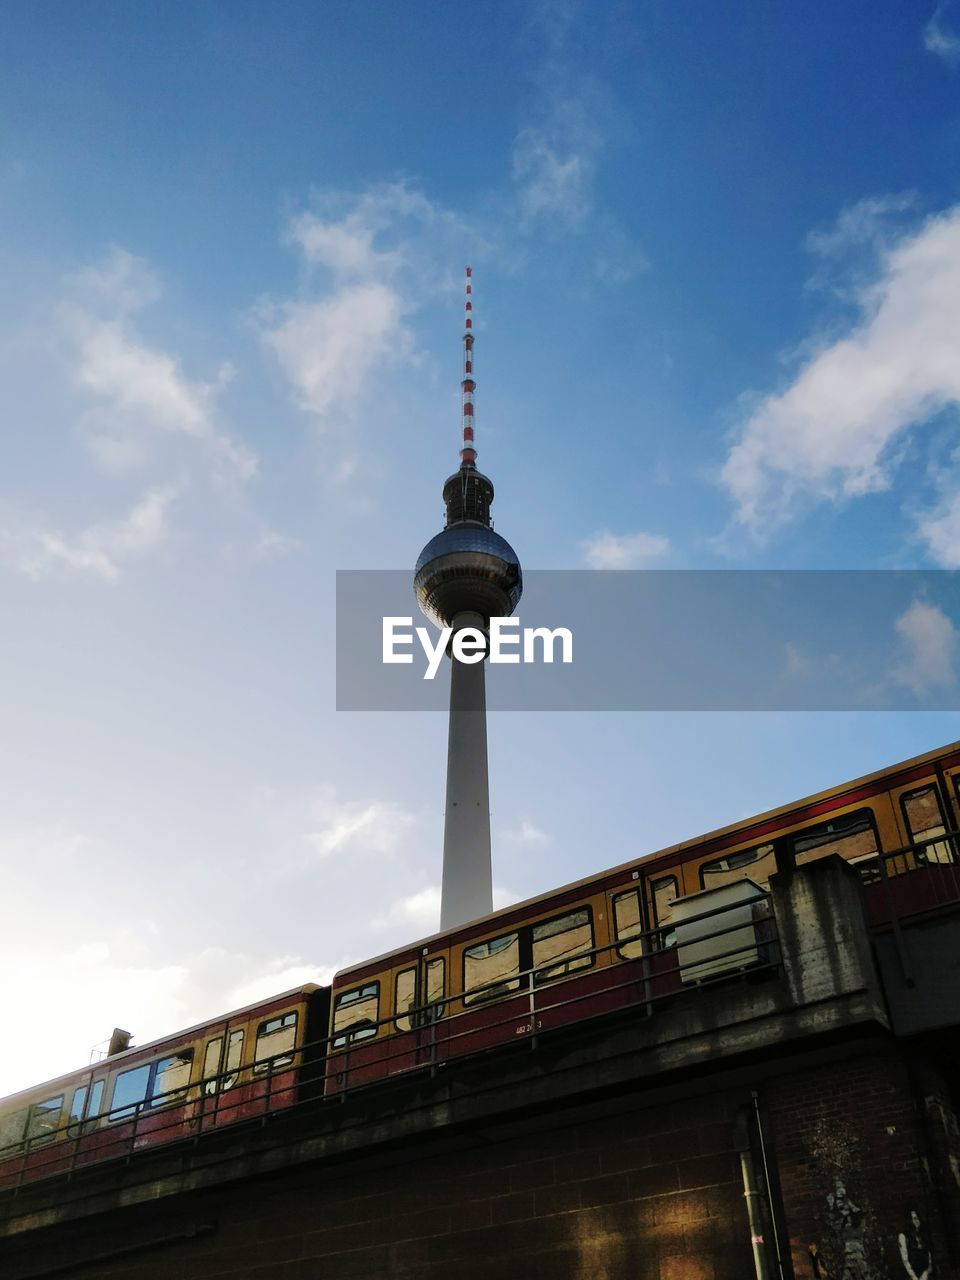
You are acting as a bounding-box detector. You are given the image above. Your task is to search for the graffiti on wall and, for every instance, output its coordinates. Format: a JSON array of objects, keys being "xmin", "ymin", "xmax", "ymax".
[
  {"xmin": 897, "ymin": 1209, "xmax": 933, "ymax": 1280},
  {"xmin": 807, "ymin": 1197, "xmax": 935, "ymax": 1280}
]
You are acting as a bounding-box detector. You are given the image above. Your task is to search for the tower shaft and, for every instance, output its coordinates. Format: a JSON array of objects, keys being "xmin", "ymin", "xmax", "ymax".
[
  {"xmin": 440, "ymin": 611, "xmax": 492, "ymax": 932},
  {"xmin": 414, "ymin": 267, "xmax": 522, "ymax": 931}
]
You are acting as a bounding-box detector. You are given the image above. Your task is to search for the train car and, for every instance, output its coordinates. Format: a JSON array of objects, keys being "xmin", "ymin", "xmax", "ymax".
[
  {"xmin": 0, "ymin": 984, "xmax": 328, "ymax": 1190},
  {"xmin": 4, "ymin": 741, "xmax": 960, "ymax": 1188},
  {"xmin": 326, "ymin": 740, "xmax": 960, "ymax": 1091}
]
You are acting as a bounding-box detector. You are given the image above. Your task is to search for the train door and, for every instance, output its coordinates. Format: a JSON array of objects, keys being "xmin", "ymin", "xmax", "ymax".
[
  {"xmin": 897, "ymin": 783, "xmax": 953, "ymax": 865},
  {"xmin": 391, "ymin": 954, "xmax": 447, "ymax": 1074}
]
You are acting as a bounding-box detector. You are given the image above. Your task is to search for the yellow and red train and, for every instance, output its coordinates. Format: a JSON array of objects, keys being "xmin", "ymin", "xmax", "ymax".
[{"xmin": 3, "ymin": 740, "xmax": 960, "ymax": 1190}]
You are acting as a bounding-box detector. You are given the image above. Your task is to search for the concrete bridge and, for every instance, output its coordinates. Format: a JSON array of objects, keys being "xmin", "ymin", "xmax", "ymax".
[{"xmin": 2, "ymin": 856, "xmax": 960, "ymax": 1280}]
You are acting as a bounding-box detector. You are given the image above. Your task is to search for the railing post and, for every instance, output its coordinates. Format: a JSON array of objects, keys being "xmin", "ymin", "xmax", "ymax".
[
  {"xmin": 528, "ymin": 970, "xmax": 538, "ymax": 1049},
  {"xmin": 877, "ymin": 850, "xmax": 914, "ymax": 986},
  {"xmin": 129, "ymin": 1105, "xmax": 140, "ymax": 1161},
  {"xmin": 263, "ymin": 1059, "xmax": 275, "ymax": 1123}
]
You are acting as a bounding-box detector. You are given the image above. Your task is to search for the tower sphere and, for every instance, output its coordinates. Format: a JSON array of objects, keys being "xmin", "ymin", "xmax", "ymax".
[{"xmin": 414, "ymin": 510, "xmax": 522, "ymax": 631}]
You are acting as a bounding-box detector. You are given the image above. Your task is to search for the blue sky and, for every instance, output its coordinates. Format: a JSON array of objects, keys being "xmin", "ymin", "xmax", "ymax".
[{"xmin": 4, "ymin": 0, "xmax": 960, "ymax": 1095}]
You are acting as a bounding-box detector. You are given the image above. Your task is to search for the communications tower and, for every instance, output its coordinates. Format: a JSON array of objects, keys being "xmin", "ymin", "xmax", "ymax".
[{"xmin": 414, "ymin": 269, "xmax": 522, "ymax": 930}]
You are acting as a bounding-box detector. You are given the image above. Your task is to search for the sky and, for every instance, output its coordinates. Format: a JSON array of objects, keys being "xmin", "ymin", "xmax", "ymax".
[{"xmin": 3, "ymin": 0, "xmax": 960, "ymax": 1097}]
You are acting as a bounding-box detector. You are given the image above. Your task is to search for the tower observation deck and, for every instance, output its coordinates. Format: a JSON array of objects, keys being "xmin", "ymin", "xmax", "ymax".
[{"xmin": 414, "ymin": 268, "xmax": 522, "ymax": 930}]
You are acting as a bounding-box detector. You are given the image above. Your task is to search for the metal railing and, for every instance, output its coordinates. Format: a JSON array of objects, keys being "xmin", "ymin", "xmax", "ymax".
[
  {"xmin": 0, "ymin": 894, "xmax": 780, "ymax": 1202},
  {"xmin": 856, "ymin": 829, "xmax": 960, "ymax": 926}
]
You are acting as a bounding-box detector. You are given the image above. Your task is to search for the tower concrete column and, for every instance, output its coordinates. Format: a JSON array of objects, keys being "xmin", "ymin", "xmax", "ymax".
[
  {"xmin": 414, "ymin": 268, "xmax": 522, "ymax": 931},
  {"xmin": 441, "ymin": 611, "xmax": 492, "ymax": 931}
]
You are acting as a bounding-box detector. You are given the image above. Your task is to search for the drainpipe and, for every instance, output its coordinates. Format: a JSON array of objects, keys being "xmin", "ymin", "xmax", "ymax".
[
  {"xmin": 739, "ymin": 1137, "xmax": 772, "ymax": 1280},
  {"xmin": 752, "ymin": 1090, "xmax": 787, "ymax": 1280}
]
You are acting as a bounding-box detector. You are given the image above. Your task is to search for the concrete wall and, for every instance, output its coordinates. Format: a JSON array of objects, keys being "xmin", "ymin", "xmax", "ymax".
[
  {"xmin": 3, "ymin": 856, "xmax": 959, "ymax": 1279},
  {"xmin": 1, "ymin": 1089, "xmax": 754, "ymax": 1280},
  {"xmin": 767, "ymin": 1051, "xmax": 954, "ymax": 1280}
]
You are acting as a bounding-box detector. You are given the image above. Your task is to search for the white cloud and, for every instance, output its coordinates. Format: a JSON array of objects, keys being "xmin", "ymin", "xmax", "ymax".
[
  {"xmin": 302, "ymin": 789, "xmax": 415, "ymax": 860},
  {"xmin": 261, "ymin": 283, "xmax": 410, "ymax": 420},
  {"xmin": 61, "ymin": 248, "xmax": 255, "ymax": 485},
  {"xmin": 924, "ymin": 3, "xmax": 960, "ymax": 63},
  {"xmin": 1, "ymin": 484, "xmax": 180, "ymax": 581},
  {"xmin": 261, "ymin": 183, "xmax": 478, "ymax": 432},
  {"xmin": 918, "ymin": 492, "xmax": 960, "ymax": 567},
  {"xmin": 372, "ymin": 885, "xmax": 441, "ymax": 935},
  {"xmin": 513, "ymin": 123, "xmax": 596, "ymax": 227},
  {"xmin": 722, "ymin": 203, "xmax": 960, "ymax": 533},
  {"xmin": 582, "ymin": 530, "xmax": 670, "ymax": 568},
  {"xmin": 0, "ymin": 937, "xmax": 333, "ymax": 1097},
  {"xmin": 892, "ymin": 598, "xmax": 958, "ymax": 696},
  {"xmin": 287, "ymin": 210, "xmax": 402, "ymax": 280},
  {"xmin": 502, "ymin": 819, "xmax": 549, "ymax": 848}
]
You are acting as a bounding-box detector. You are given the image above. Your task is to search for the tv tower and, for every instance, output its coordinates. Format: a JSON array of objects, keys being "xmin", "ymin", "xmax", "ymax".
[{"xmin": 414, "ymin": 268, "xmax": 522, "ymax": 930}]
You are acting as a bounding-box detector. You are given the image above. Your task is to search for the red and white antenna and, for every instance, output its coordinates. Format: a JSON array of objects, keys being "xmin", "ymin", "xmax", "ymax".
[{"xmin": 460, "ymin": 266, "xmax": 477, "ymax": 466}]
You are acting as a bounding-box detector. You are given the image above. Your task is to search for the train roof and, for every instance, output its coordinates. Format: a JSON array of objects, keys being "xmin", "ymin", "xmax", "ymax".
[
  {"xmin": 0, "ymin": 983, "xmax": 321, "ymax": 1110},
  {"xmin": 334, "ymin": 738, "xmax": 960, "ymax": 981}
]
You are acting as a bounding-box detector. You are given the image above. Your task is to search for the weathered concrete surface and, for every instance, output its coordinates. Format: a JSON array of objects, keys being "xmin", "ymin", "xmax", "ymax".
[{"xmin": 1, "ymin": 857, "xmax": 956, "ymax": 1280}]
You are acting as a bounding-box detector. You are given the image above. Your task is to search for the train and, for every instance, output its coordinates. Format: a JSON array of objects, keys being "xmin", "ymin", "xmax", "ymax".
[{"xmin": 3, "ymin": 739, "xmax": 959, "ymax": 1192}]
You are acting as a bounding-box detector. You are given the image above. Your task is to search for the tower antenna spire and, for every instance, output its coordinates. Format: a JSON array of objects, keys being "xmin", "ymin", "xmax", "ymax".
[
  {"xmin": 460, "ymin": 266, "xmax": 477, "ymax": 467},
  {"xmin": 414, "ymin": 266, "xmax": 523, "ymax": 931}
]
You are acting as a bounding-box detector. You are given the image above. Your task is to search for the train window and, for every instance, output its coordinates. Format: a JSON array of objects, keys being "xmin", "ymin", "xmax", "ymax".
[
  {"xmin": 202, "ymin": 1037, "xmax": 222, "ymax": 1096},
  {"xmin": 395, "ymin": 968, "xmax": 417, "ymax": 1032},
  {"xmin": 532, "ymin": 909, "xmax": 594, "ymax": 982},
  {"xmin": 425, "ymin": 957, "xmax": 445, "ymax": 1019},
  {"xmin": 463, "ymin": 933, "xmax": 521, "ymax": 1005},
  {"xmin": 254, "ymin": 1013, "xmax": 297, "ymax": 1072},
  {"xmin": 88, "ymin": 1079, "xmax": 104, "ymax": 1121},
  {"xmin": 792, "ymin": 810, "xmax": 877, "ymax": 866},
  {"xmin": 613, "ymin": 890, "xmax": 644, "ymax": 960},
  {"xmin": 902, "ymin": 788, "xmax": 952, "ymax": 865},
  {"xmin": 150, "ymin": 1053, "xmax": 193, "ymax": 1108},
  {"xmin": 224, "ymin": 1030, "xmax": 244, "ymax": 1088},
  {"xmin": 69, "ymin": 1085, "xmax": 88, "ymax": 1125},
  {"xmin": 25, "ymin": 1096, "xmax": 62, "ymax": 1146},
  {"xmin": 68, "ymin": 1080, "xmax": 104, "ymax": 1135},
  {"xmin": 701, "ymin": 844, "xmax": 776, "ymax": 890},
  {"xmin": 109, "ymin": 1051, "xmax": 195, "ymax": 1121},
  {"xmin": 332, "ymin": 984, "xmax": 380, "ymax": 1048},
  {"xmin": 110, "ymin": 1064, "xmax": 151, "ymax": 1120},
  {"xmin": 0, "ymin": 1109, "xmax": 28, "ymax": 1154},
  {"xmin": 651, "ymin": 876, "xmax": 679, "ymax": 948}
]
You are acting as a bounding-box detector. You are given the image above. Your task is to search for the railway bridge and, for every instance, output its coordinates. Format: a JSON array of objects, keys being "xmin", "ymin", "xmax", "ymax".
[{"xmin": 2, "ymin": 854, "xmax": 960, "ymax": 1280}]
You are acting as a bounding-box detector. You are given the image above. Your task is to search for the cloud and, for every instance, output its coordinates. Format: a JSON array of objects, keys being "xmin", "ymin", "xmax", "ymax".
[
  {"xmin": 302, "ymin": 789, "xmax": 415, "ymax": 860},
  {"xmin": 511, "ymin": 2, "xmax": 605, "ymax": 231},
  {"xmin": 592, "ymin": 219, "xmax": 650, "ymax": 286},
  {"xmin": 804, "ymin": 193, "xmax": 918, "ymax": 296},
  {"xmin": 508, "ymin": 2, "xmax": 646, "ymax": 281},
  {"xmin": 722, "ymin": 203, "xmax": 960, "ymax": 533},
  {"xmin": 61, "ymin": 248, "xmax": 255, "ymax": 485},
  {"xmin": 513, "ymin": 119, "xmax": 597, "ymax": 227},
  {"xmin": 261, "ymin": 282, "xmax": 411, "ymax": 420},
  {"xmin": 582, "ymin": 530, "xmax": 670, "ymax": 568},
  {"xmin": 372, "ymin": 885, "xmax": 441, "ymax": 935},
  {"xmin": 501, "ymin": 820, "xmax": 549, "ymax": 849},
  {"xmin": 783, "ymin": 642, "xmax": 814, "ymax": 680},
  {"xmin": 261, "ymin": 183, "xmax": 478, "ymax": 431},
  {"xmin": 918, "ymin": 492, "xmax": 960, "ymax": 567},
  {"xmin": 891, "ymin": 598, "xmax": 958, "ymax": 696},
  {"xmin": 924, "ymin": 3, "xmax": 960, "ymax": 63},
  {"xmin": 1, "ymin": 484, "xmax": 180, "ymax": 581},
  {"xmin": 0, "ymin": 935, "xmax": 333, "ymax": 1097}
]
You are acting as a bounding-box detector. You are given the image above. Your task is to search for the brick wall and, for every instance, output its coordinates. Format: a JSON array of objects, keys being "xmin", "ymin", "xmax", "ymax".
[
  {"xmin": 766, "ymin": 1050, "xmax": 953, "ymax": 1280},
  {"xmin": 2, "ymin": 1090, "xmax": 754, "ymax": 1280}
]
